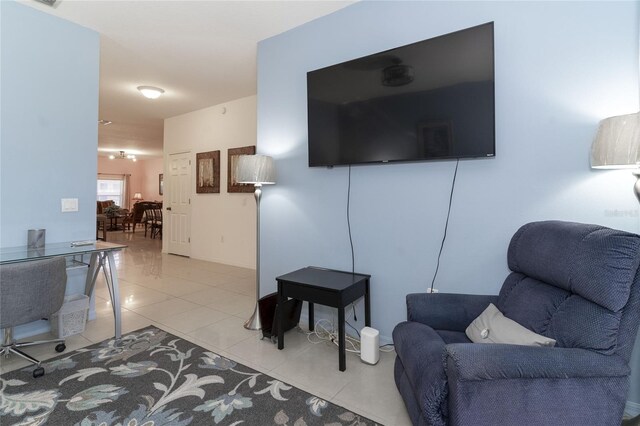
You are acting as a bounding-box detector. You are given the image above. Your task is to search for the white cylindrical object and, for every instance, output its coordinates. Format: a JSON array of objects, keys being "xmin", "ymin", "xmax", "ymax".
[{"xmin": 360, "ymin": 326, "xmax": 380, "ymax": 365}]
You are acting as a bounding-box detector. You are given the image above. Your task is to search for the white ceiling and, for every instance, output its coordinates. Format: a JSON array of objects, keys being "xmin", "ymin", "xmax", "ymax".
[{"xmin": 21, "ymin": 0, "xmax": 354, "ymax": 159}]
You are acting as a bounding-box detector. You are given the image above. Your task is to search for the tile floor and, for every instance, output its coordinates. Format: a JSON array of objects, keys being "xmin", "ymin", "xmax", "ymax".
[{"xmin": 0, "ymin": 230, "xmax": 411, "ymax": 425}]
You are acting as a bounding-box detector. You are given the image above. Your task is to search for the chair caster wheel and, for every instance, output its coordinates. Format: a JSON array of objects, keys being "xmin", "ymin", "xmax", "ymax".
[
  {"xmin": 33, "ymin": 367, "xmax": 45, "ymax": 378},
  {"xmin": 55, "ymin": 343, "xmax": 66, "ymax": 353}
]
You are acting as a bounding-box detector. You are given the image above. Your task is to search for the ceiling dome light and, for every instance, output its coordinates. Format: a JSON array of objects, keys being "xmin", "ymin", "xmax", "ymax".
[{"xmin": 137, "ymin": 86, "xmax": 165, "ymax": 99}]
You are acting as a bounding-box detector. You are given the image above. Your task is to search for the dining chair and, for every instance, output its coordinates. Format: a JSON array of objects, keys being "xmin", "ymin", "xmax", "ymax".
[{"xmin": 150, "ymin": 208, "xmax": 162, "ymax": 239}]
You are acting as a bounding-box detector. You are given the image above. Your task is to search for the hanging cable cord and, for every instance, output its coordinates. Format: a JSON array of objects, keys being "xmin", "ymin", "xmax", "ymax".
[
  {"xmin": 346, "ymin": 165, "xmax": 359, "ymax": 325},
  {"xmin": 347, "ymin": 164, "xmax": 355, "ymax": 275},
  {"xmin": 430, "ymin": 158, "xmax": 460, "ymax": 293}
]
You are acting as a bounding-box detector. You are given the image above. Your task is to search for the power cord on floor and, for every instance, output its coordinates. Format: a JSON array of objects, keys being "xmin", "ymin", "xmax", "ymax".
[
  {"xmin": 346, "ymin": 320, "xmax": 360, "ymax": 338},
  {"xmin": 298, "ymin": 319, "xmax": 395, "ymax": 354},
  {"xmin": 380, "ymin": 344, "xmax": 395, "ymax": 352},
  {"xmin": 303, "ymin": 319, "xmax": 361, "ymax": 353}
]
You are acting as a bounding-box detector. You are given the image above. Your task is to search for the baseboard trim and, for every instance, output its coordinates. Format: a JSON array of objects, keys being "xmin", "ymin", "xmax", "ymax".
[
  {"xmin": 189, "ymin": 255, "xmax": 255, "ymax": 270},
  {"xmin": 626, "ymin": 401, "xmax": 640, "ymax": 417}
]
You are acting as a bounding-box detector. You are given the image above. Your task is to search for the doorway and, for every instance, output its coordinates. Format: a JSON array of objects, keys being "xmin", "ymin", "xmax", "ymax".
[{"xmin": 167, "ymin": 152, "xmax": 191, "ymax": 257}]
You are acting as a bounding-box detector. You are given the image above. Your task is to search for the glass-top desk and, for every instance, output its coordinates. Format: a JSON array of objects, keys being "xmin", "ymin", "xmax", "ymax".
[{"xmin": 0, "ymin": 241, "xmax": 127, "ymax": 339}]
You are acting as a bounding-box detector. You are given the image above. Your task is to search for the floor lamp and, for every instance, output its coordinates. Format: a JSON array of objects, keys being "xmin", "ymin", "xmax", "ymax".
[
  {"xmin": 591, "ymin": 112, "xmax": 640, "ymax": 193},
  {"xmin": 591, "ymin": 112, "xmax": 640, "ymax": 425},
  {"xmin": 235, "ymin": 154, "xmax": 276, "ymax": 330}
]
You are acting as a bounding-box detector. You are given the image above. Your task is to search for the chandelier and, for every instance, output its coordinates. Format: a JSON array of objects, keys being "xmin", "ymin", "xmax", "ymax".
[{"xmin": 108, "ymin": 151, "xmax": 137, "ymax": 162}]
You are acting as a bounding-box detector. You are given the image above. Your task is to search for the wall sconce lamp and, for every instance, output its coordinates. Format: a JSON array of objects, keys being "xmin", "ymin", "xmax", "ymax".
[
  {"xmin": 235, "ymin": 155, "xmax": 277, "ymax": 330},
  {"xmin": 591, "ymin": 112, "xmax": 640, "ymax": 200}
]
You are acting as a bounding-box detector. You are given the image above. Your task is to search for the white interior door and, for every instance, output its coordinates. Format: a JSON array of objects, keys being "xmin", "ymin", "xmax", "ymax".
[{"xmin": 168, "ymin": 152, "xmax": 191, "ymax": 256}]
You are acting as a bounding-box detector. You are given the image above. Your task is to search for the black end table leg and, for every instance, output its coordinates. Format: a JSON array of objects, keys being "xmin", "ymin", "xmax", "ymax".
[
  {"xmin": 309, "ymin": 302, "xmax": 315, "ymax": 331},
  {"xmin": 277, "ymin": 285, "xmax": 284, "ymax": 350},
  {"xmin": 338, "ymin": 307, "xmax": 346, "ymax": 371},
  {"xmin": 365, "ymin": 279, "xmax": 371, "ymax": 327}
]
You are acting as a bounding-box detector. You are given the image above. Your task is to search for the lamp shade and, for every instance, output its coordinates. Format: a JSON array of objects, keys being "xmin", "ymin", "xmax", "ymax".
[
  {"xmin": 133, "ymin": 193, "xmax": 143, "ymax": 200},
  {"xmin": 235, "ymin": 155, "xmax": 276, "ymax": 185},
  {"xmin": 590, "ymin": 112, "xmax": 640, "ymax": 169}
]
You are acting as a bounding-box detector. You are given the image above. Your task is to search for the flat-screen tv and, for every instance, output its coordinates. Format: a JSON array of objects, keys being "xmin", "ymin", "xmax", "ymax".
[{"xmin": 307, "ymin": 22, "xmax": 495, "ymax": 167}]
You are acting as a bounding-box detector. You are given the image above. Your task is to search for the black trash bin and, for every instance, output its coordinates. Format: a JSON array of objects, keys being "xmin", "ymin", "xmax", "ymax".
[{"xmin": 258, "ymin": 292, "xmax": 302, "ymax": 342}]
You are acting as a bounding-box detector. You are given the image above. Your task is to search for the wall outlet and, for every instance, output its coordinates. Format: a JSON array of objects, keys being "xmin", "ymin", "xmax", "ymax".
[
  {"xmin": 426, "ymin": 288, "xmax": 439, "ymax": 293},
  {"xmin": 61, "ymin": 198, "xmax": 78, "ymax": 212}
]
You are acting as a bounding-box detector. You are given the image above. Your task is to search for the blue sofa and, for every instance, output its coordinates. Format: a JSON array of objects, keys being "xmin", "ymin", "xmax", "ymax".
[{"xmin": 393, "ymin": 221, "xmax": 640, "ymax": 425}]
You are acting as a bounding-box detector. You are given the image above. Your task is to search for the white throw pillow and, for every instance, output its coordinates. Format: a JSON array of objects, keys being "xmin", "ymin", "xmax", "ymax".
[{"xmin": 465, "ymin": 303, "xmax": 556, "ymax": 347}]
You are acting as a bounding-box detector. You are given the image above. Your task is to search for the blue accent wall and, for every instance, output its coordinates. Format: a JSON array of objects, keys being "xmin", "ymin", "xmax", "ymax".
[
  {"xmin": 256, "ymin": 1, "xmax": 640, "ymax": 407},
  {"xmin": 1, "ymin": 1, "xmax": 99, "ymax": 247}
]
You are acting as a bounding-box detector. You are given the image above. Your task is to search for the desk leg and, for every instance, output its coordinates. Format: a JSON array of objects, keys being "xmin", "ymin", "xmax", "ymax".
[
  {"xmin": 105, "ymin": 251, "xmax": 122, "ymax": 339},
  {"xmin": 365, "ymin": 278, "xmax": 371, "ymax": 327},
  {"xmin": 338, "ymin": 307, "xmax": 346, "ymax": 371},
  {"xmin": 277, "ymin": 284, "xmax": 284, "ymax": 350},
  {"xmin": 84, "ymin": 252, "xmax": 121, "ymax": 339},
  {"xmin": 309, "ymin": 302, "xmax": 315, "ymax": 331}
]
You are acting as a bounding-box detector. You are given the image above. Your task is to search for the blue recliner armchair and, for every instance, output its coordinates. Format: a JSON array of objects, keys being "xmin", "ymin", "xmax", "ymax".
[{"xmin": 393, "ymin": 221, "xmax": 640, "ymax": 426}]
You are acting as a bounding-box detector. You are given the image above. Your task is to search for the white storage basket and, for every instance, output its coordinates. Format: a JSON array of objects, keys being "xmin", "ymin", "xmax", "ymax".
[{"xmin": 51, "ymin": 294, "xmax": 90, "ymax": 338}]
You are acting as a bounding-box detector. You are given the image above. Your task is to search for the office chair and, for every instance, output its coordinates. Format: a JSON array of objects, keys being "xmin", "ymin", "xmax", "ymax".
[{"xmin": 1, "ymin": 257, "xmax": 68, "ymax": 378}]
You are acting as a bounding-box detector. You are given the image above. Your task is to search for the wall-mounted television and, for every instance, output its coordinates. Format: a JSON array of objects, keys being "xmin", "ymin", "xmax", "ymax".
[{"xmin": 307, "ymin": 22, "xmax": 495, "ymax": 167}]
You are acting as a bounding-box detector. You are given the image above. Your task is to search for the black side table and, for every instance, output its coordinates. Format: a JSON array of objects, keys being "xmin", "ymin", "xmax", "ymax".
[{"xmin": 276, "ymin": 266, "xmax": 371, "ymax": 371}]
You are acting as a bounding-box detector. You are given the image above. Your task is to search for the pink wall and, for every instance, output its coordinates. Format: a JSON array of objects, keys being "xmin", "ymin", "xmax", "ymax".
[
  {"xmin": 142, "ymin": 157, "xmax": 164, "ymax": 202},
  {"xmin": 97, "ymin": 157, "xmax": 163, "ymax": 209}
]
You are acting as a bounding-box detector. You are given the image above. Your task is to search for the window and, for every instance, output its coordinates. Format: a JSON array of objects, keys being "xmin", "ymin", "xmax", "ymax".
[{"xmin": 97, "ymin": 179, "xmax": 123, "ymax": 206}]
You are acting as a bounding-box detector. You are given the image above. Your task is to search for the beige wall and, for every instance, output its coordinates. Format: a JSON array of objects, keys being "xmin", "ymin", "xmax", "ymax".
[
  {"xmin": 98, "ymin": 157, "xmax": 164, "ymax": 209},
  {"xmin": 163, "ymin": 95, "xmax": 256, "ymax": 268}
]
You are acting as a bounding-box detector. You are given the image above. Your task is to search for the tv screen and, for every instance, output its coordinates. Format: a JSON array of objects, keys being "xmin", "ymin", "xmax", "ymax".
[{"xmin": 307, "ymin": 22, "xmax": 495, "ymax": 167}]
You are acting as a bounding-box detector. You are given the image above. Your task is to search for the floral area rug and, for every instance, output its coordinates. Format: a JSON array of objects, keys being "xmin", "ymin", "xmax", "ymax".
[{"xmin": 0, "ymin": 326, "xmax": 380, "ymax": 425}]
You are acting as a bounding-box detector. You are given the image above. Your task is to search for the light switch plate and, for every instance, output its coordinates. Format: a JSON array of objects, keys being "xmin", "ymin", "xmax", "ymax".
[{"xmin": 61, "ymin": 198, "xmax": 78, "ymax": 212}]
